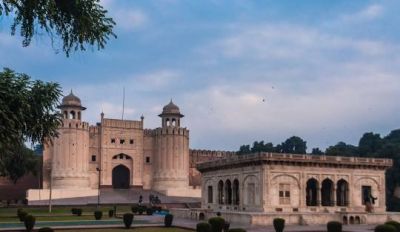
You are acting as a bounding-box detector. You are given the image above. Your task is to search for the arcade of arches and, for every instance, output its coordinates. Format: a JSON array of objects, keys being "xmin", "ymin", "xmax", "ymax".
[{"xmin": 198, "ymin": 152, "xmax": 391, "ymax": 215}]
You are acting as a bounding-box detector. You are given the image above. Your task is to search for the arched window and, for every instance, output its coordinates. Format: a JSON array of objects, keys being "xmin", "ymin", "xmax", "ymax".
[
  {"xmin": 321, "ymin": 178, "xmax": 334, "ymax": 206},
  {"xmin": 233, "ymin": 179, "xmax": 240, "ymax": 205},
  {"xmin": 218, "ymin": 180, "xmax": 224, "ymax": 204},
  {"xmin": 70, "ymin": 111, "xmax": 76, "ymax": 119},
  {"xmin": 306, "ymin": 178, "xmax": 319, "ymax": 206},
  {"xmin": 64, "ymin": 111, "xmax": 68, "ymax": 119},
  {"xmin": 78, "ymin": 111, "xmax": 81, "ymax": 120},
  {"xmin": 225, "ymin": 180, "xmax": 232, "ymax": 205},
  {"xmin": 337, "ymin": 179, "xmax": 349, "ymax": 206},
  {"xmin": 171, "ymin": 118, "xmax": 176, "ymax": 126},
  {"xmin": 166, "ymin": 118, "xmax": 170, "ymax": 126}
]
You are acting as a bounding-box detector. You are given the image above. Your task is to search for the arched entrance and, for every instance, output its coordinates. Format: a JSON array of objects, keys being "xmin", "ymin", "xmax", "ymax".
[{"xmin": 112, "ymin": 165, "xmax": 130, "ymax": 189}]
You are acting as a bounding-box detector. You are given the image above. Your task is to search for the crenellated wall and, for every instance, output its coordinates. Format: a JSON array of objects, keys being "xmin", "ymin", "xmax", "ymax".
[
  {"xmin": 152, "ymin": 127, "xmax": 190, "ymax": 193},
  {"xmin": 48, "ymin": 118, "xmax": 90, "ymax": 189}
]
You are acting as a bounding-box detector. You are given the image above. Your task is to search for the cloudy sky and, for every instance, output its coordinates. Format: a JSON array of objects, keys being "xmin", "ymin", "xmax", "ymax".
[{"xmin": 1, "ymin": 0, "xmax": 400, "ymax": 152}]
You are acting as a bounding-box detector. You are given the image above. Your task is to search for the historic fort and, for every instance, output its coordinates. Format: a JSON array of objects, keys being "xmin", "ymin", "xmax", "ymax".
[
  {"xmin": 27, "ymin": 91, "xmax": 235, "ymax": 201},
  {"xmin": 25, "ymin": 91, "xmax": 400, "ymax": 225}
]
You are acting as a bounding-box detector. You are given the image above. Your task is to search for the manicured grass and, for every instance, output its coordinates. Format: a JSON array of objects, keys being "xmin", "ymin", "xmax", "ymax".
[
  {"xmin": 55, "ymin": 227, "xmax": 193, "ymax": 232},
  {"xmin": 0, "ymin": 205, "xmax": 133, "ymax": 217},
  {"xmin": 0, "ymin": 215, "xmax": 116, "ymax": 222}
]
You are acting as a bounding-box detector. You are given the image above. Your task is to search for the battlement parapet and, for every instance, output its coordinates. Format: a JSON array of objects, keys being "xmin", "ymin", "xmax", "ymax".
[
  {"xmin": 60, "ymin": 119, "xmax": 89, "ymax": 130},
  {"xmin": 197, "ymin": 152, "xmax": 393, "ymax": 172},
  {"xmin": 102, "ymin": 118, "xmax": 143, "ymax": 129},
  {"xmin": 89, "ymin": 125, "xmax": 99, "ymax": 134},
  {"xmin": 154, "ymin": 127, "xmax": 189, "ymax": 136},
  {"xmin": 144, "ymin": 129, "xmax": 156, "ymax": 136}
]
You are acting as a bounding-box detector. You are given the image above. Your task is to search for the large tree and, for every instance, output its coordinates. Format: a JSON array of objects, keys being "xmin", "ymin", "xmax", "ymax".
[
  {"xmin": 325, "ymin": 142, "xmax": 358, "ymax": 157},
  {"xmin": 0, "ymin": 0, "xmax": 116, "ymax": 56},
  {"xmin": 278, "ymin": 136, "xmax": 307, "ymax": 154},
  {"xmin": 0, "ymin": 68, "xmax": 61, "ymax": 181}
]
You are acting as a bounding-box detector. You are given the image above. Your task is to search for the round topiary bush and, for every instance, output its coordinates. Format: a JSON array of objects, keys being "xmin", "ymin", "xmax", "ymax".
[
  {"xmin": 18, "ymin": 210, "xmax": 28, "ymax": 222},
  {"xmin": 108, "ymin": 209, "xmax": 114, "ymax": 218},
  {"xmin": 94, "ymin": 210, "xmax": 103, "ymax": 220},
  {"xmin": 138, "ymin": 206, "xmax": 146, "ymax": 215},
  {"xmin": 327, "ymin": 221, "xmax": 342, "ymax": 232},
  {"xmin": 208, "ymin": 217, "xmax": 225, "ymax": 232},
  {"xmin": 375, "ymin": 224, "xmax": 397, "ymax": 232},
  {"xmin": 38, "ymin": 227, "xmax": 54, "ymax": 232},
  {"xmin": 24, "ymin": 215, "xmax": 36, "ymax": 232},
  {"xmin": 228, "ymin": 229, "xmax": 246, "ymax": 232},
  {"xmin": 164, "ymin": 214, "xmax": 174, "ymax": 227},
  {"xmin": 273, "ymin": 218, "xmax": 285, "ymax": 232},
  {"xmin": 196, "ymin": 222, "xmax": 212, "ymax": 232},
  {"xmin": 386, "ymin": 221, "xmax": 400, "ymax": 232},
  {"xmin": 123, "ymin": 213, "xmax": 134, "ymax": 229}
]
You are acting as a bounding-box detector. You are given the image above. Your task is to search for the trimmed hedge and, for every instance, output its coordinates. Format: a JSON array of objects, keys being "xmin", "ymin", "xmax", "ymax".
[
  {"xmin": 196, "ymin": 222, "xmax": 212, "ymax": 232},
  {"xmin": 17, "ymin": 210, "xmax": 28, "ymax": 222},
  {"xmin": 108, "ymin": 209, "xmax": 114, "ymax": 218},
  {"xmin": 164, "ymin": 214, "xmax": 174, "ymax": 227},
  {"xmin": 327, "ymin": 221, "xmax": 342, "ymax": 232},
  {"xmin": 71, "ymin": 208, "xmax": 82, "ymax": 216},
  {"xmin": 375, "ymin": 224, "xmax": 397, "ymax": 232},
  {"xmin": 208, "ymin": 217, "xmax": 225, "ymax": 232},
  {"xmin": 273, "ymin": 218, "xmax": 285, "ymax": 232},
  {"xmin": 24, "ymin": 215, "xmax": 36, "ymax": 232},
  {"xmin": 94, "ymin": 210, "xmax": 103, "ymax": 220},
  {"xmin": 386, "ymin": 221, "xmax": 400, "ymax": 232},
  {"xmin": 123, "ymin": 213, "xmax": 134, "ymax": 229}
]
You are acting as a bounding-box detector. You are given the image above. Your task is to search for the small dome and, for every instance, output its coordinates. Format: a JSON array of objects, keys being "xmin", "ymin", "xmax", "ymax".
[
  {"xmin": 159, "ymin": 100, "xmax": 184, "ymax": 117},
  {"xmin": 59, "ymin": 90, "xmax": 86, "ymax": 109},
  {"xmin": 162, "ymin": 100, "xmax": 180, "ymax": 114}
]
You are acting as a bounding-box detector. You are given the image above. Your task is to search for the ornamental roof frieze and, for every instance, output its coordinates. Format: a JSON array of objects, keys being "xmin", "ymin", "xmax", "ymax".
[{"xmin": 196, "ymin": 152, "xmax": 392, "ymax": 172}]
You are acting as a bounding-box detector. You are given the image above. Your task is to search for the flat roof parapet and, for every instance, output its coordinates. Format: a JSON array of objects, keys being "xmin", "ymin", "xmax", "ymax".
[{"xmin": 196, "ymin": 152, "xmax": 392, "ymax": 172}]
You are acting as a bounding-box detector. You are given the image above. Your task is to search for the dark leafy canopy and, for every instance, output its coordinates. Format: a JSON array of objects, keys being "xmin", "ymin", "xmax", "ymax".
[
  {"xmin": 325, "ymin": 142, "xmax": 358, "ymax": 157},
  {"xmin": 238, "ymin": 136, "xmax": 307, "ymax": 155},
  {"xmin": 0, "ymin": 68, "xmax": 61, "ymax": 181},
  {"xmin": 0, "ymin": 144, "xmax": 40, "ymax": 183},
  {"xmin": 0, "ymin": 0, "xmax": 116, "ymax": 56}
]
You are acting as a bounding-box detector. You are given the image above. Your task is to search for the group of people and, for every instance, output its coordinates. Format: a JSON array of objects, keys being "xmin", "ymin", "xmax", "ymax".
[{"xmin": 138, "ymin": 194, "xmax": 161, "ymax": 205}]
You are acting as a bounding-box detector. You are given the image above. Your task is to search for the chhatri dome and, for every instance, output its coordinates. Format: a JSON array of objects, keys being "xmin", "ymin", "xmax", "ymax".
[
  {"xmin": 160, "ymin": 99, "xmax": 183, "ymax": 117},
  {"xmin": 59, "ymin": 90, "xmax": 86, "ymax": 110}
]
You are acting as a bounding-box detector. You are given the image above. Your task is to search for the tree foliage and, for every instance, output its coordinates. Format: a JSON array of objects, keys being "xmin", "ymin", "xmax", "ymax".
[
  {"xmin": 0, "ymin": 144, "xmax": 39, "ymax": 183},
  {"xmin": 325, "ymin": 142, "xmax": 358, "ymax": 157},
  {"xmin": 0, "ymin": 68, "xmax": 61, "ymax": 181},
  {"xmin": 238, "ymin": 136, "xmax": 307, "ymax": 155},
  {"xmin": 0, "ymin": 0, "xmax": 116, "ymax": 56}
]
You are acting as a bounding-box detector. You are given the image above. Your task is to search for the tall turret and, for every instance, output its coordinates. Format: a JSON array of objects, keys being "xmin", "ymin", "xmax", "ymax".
[
  {"xmin": 152, "ymin": 100, "xmax": 190, "ymax": 195},
  {"xmin": 49, "ymin": 91, "xmax": 90, "ymax": 189}
]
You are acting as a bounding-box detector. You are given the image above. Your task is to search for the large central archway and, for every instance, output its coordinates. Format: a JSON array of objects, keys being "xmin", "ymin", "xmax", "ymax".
[{"xmin": 112, "ymin": 165, "xmax": 130, "ymax": 189}]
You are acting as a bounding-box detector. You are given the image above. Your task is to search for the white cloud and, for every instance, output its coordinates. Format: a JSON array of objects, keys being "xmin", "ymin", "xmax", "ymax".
[{"xmin": 340, "ymin": 4, "xmax": 384, "ymax": 23}]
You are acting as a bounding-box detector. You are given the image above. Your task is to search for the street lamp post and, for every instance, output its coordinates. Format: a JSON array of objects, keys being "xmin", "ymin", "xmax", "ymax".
[
  {"xmin": 96, "ymin": 167, "xmax": 101, "ymax": 208},
  {"xmin": 47, "ymin": 162, "xmax": 53, "ymax": 213}
]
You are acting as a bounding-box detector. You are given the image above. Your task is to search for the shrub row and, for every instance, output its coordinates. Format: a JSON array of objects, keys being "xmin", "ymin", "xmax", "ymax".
[
  {"xmin": 196, "ymin": 217, "xmax": 244, "ymax": 232},
  {"xmin": 71, "ymin": 208, "xmax": 82, "ymax": 216}
]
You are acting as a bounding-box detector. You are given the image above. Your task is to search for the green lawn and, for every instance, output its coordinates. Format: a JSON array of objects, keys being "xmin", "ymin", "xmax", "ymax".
[
  {"xmin": 55, "ymin": 227, "xmax": 193, "ymax": 232},
  {"xmin": 0, "ymin": 205, "xmax": 133, "ymax": 217},
  {"xmin": 0, "ymin": 215, "xmax": 120, "ymax": 222}
]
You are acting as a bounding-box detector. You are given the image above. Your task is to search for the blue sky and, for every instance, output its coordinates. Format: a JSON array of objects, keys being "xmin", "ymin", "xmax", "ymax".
[{"xmin": 1, "ymin": 0, "xmax": 400, "ymax": 152}]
